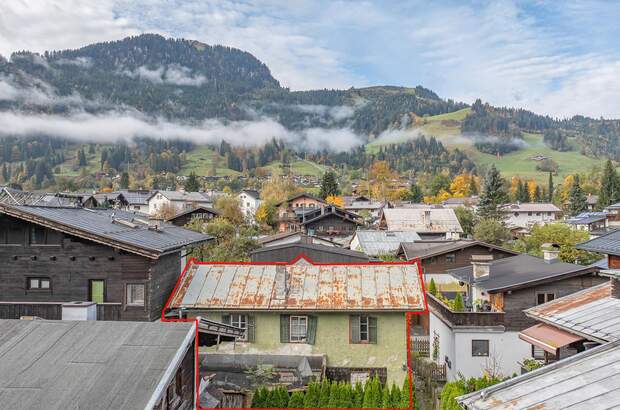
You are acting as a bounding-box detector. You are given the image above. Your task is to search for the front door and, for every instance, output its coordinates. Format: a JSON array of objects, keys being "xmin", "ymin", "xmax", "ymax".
[{"xmin": 89, "ymin": 280, "xmax": 105, "ymax": 304}]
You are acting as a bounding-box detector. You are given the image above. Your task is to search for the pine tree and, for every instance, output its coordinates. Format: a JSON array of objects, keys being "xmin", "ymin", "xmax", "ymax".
[
  {"xmin": 568, "ymin": 175, "xmax": 588, "ymax": 216},
  {"xmin": 389, "ymin": 384, "xmax": 401, "ymax": 409},
  {"xmin": 468, "ymin": 175, "xmax": 479, "ymax": 195},
  {"xmin": 598, "ymin": 159, "xmax": 619, "ymax": 209},
  {"xmin": 319, "ymin": 170, "xmax": 340, "ymax": 199},
  {"xmin": 381, "ymin": 386, "xmax": 391, "ymax": 408},
  {"xmin": 515, "ymin": 180, "xmax": 529, "ymax": 203},
  {"xmin": 363, "ymin": 376, "xmax": 382, "ymax": 408},
  {"xmin": 341, "ymin": 382, "xmax": 353, "ymax": 408},
  {"xmin": 328, "ymin": 381, "xmax": 340, "ymax": 408},
  {"xmin": 288, "ymin": 391, "xmax": 304, "ymax": 408},
  {"xmin": 251, "ymin": 387, "xmax": 264, "ymax": 408},
  {"xmin": 184, "ymin": 171, "xmax": 201, "ymax": 192},
  {"xmin": 77, "ymin": 149, "xmax": 87, "ymax": 166},
  {"xmin": 303, "ymin": 382, "xmax": 320, "ymax": 408},
  {"xmin": 1, "ymin": 163, "xmax": 9, "ymax": 182},
  {"xmin": 274, "ymin": 387, "xmax": 289, "ymax": 408},
  {"xmin": 547, "ymin": 172, "xmax": 554, "ymax": 202},
  {"xmin": 353, "ymin": 383, "xmax": 364, "ymax": 408},
  {"xmin": 399, "ymin": 377, "xmax": 412, "ymax": 409},
  {"xmin": 409, "ymin": 183, "xmax": 424, "ymax": 202},
  {"xmin": 318, "ymin": 379, "xmax": 331, "ymax": 408},
  {"xmin": 428, "ymin": 278, "xmax": 438, "ymax": 296},
  {"xmin": 453, "ymin": 293, "xmax": 465, "ymax": 311},
  {"xmin": 477, "ymin": 165, "xmax": 508, "ymax": 220},
  {"xmin": 534, "ymin": 185, "xmax": 542, "ymax": 202},
  {"xmin": 120, "ymin": 171, "xmax": 130, "ymax": 189}
]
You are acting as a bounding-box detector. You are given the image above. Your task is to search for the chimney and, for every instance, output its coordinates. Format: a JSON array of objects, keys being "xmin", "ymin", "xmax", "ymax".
[
  {"xmin": 542, "ymin": 243, "xmax": 560, "ymax": 263},
  {"xmin": 62, "ymin": 301, "xmax": 97, "ymax": 320},
  {"xmin": 471, "ymin": 254, "xmax": 493, "ymax": 279},
  {"xmin": 274, "ymin": 265, "xmax": 289, "ymax": 300},
  {"xmin": 424, "ymin": 209, "xmax": 431, "ymax": 226},
  {"xmin": 600, "ymin": 270, "xmax": 620, "ymax": 299}
]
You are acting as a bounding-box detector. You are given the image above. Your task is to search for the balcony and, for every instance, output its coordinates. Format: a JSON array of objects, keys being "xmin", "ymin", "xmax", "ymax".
[
  {"xmin": 0, "ymin": 301, "xmax": 122, "ymax": 321},
  {"xmin": 427, "ymin": 293, "xmax": 505, "ymax": 328}
]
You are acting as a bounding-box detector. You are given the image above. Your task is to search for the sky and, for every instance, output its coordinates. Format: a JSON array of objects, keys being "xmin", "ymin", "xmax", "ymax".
[{"xmin": 1, "ymin": 0, "xmax": 620, "ymax": 119}]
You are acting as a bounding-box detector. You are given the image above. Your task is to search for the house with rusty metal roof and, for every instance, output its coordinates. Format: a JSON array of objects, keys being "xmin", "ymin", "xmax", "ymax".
[{"xmin": 166, "ymin": 255, "xmax": 426, "ymax": 385}]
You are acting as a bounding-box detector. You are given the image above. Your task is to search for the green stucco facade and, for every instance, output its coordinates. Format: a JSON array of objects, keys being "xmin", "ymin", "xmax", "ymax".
[{"xmin": 201, "ymin": 311, "xmax": 409, "ymax": 384}]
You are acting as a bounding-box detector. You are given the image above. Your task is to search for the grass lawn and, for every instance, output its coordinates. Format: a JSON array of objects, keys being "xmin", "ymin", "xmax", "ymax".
[
  {"xmin": 470, "ymin": 133, "xmax": 602, "ymax": 184},
  {"xmin": 265, "ymin": 159, "xmax": 329, "ymax": 177},
  {"xmin": 180, "ymin": 146, "xmax": 241, "ymax": 176}
]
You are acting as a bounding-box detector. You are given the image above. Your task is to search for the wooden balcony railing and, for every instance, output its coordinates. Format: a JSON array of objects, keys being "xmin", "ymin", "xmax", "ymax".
[{"xmin": 0, "ymin": 302, "xmax": 122, "ymax": 321}]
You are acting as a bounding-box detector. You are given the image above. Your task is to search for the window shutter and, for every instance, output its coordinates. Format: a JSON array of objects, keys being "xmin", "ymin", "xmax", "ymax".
[
  {"xmin": 307, "ymin": 315, "xmax": 318, "ymax": 345},
  {"xmin": 350, "ymin": 315, "xmax": 361, "ymax": 343},
  {"xmin": 280, "ymin": 315, "xmax": 290, "ymax": 343},
  {"xmin": 369, "ymin": 317, "xmax": 378, "ymax": 344},
  {"xmin": 247, "ymin": 315, "xmax": 256, "ymax": 343},
  {"xmin": 221, "ymin": 314, "xmax": 231, "ymax": 325}
]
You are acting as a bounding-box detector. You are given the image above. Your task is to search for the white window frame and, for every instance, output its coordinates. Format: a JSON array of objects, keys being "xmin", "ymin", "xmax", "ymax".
[
  {"xmin": 290, "ymin": 315, "xmax": 308, "ymax": 343},
  {"xmin": 359, "ymin": 316, "xmax": 370, "ymax": 342},
  {"xmin": 230, "ymin": 314, "xmax": 248, "ymax": 341},
  {"xmin": 28, "ymin": 277, "xmax": 50, "ymax": 290},
  {"xmin": 126, "ymin": 283, "xmax": 145, "ymax": 306}
]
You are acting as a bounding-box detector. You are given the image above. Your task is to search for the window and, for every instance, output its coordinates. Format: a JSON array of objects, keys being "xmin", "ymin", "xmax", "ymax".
[
  {"xmin": 0, "ymin": 225, "xmax": 24, "ymax": 245},
  {"xmin": 350, "ymin": 315, "xmax": 377, "ymax": 343},
  {"xmin": 528, "ymin": 212, "xmax": 532, "ymax": 216},
  {"xmin": 28, "ymin": 277, "xmax": 51, "ymax": 290},
  {"xmin": 445, "ymin": 253, "xmax": 456, "ymax": 264},
  {"xmin": 133, "ymin": 205, "xmax": 140, "ymax": 211},
  {"xmin": 30, "ymin": 226, "xmax": 62, "ymax": 245},
  {"xmin": 126, "ymin": 284, "xmax": 145, "ymax": 306},
  {"xmin": 472, "ymin": 339, "xmax": 489, "ymax": 357},
  {"xmin": 513, "ymin": 212, "xmax": 519, "ymax": 217},
  {"xmin": 290, "ymin": 316, "xmax": 308, "ymax": 342},
  {"xmin": 536, "ymin": 293, "xmax": 555, "ymax": 305},
  {"xmin": 223, "ymin": 314, "xmax": 251, "ymax": 341}
]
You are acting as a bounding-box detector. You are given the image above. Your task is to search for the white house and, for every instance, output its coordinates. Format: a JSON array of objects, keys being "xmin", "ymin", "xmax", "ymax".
[
  {"xmin": 147, "ymin": 190, "xmax": 213, "ymax": 216},
  {"xmin": 499, "ymin": 203, "xmax": 562, "ymax": 229},
  {"xmin": 423, "ymin": 251, "xmax": 602, "ymax": 381},
  {"xmin": 238, "ymin": 189, "xmax": 262, "ymax": 222}
]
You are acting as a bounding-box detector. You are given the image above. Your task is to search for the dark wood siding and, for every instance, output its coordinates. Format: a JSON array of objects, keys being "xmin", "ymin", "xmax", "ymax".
[
  {"xmin": 502, "ymin": 274, "xmax": 606, "ymax": 331},
  {"xmin": 305, "ymin": 214, "xmax": 357, "ymax": 236},
  {"xmin": 0, "ymin": 214, "xmax": 182, "ymax": 322},
  {"xmin": 421, "ymin": 245, "xmax": 515, "ymax": 275}
]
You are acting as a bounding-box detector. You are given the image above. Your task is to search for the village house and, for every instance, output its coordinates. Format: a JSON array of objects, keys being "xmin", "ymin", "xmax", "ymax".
[
  {"xmin": 424, "ymin": 249, "xmax": 602, "ymax": 381},
  {"xmin": 349, "ymin": 230, "xmax": 421, "ymax": 258},
  {"xmin": 396, "ymin": 240, "xmax": 518, "ymax": 290},
  {"xmin": 379, "ymin": 207, "xmax": 463, "ymax": 239},
  {"xmin": 275, "ymin": 193, "xmax": 328, "ymax": 233},
  {"xmin": 498, "ymin": 203, "xmax": 562, "ymax": 230},
  {"xmin": 166, "ymin": 255, "xmax": 426, "ymax": 386},
  {"xmin": 301, "ymin": 205, "xmax": 362, "ymax": 238},
  {"xmin": 166, "ymin": 206, "xmax": 220, "ymax": 227},
  {"xmin": 147, "ymin": 190, "xmax": 213, "ymax": 217},
  {"xmin": 458, "ymin": 271, "xmax": 620, "ymax": 409},
  {"xmin": 0, "ymin": 319, "xmax": 198, "ymax": 410},
  {"xmin": 565, "ymin": 212, "xmax": 609, "ymax": 237},
  {"xmin": 0, "ymin": 192, "xmax": 211, "ymax": 322},
  {"xmin": 342, "ymin": 195, "xmax": 386, "ymax": 221},
  {"xmin": 237, "ymin": 189, "xmax": 262, "ymax": 222},
  {"xmin": 251, "ymin": 239, "xmax": 370, "ymax": 263},
  {"xmin": 441, "ymin": 196, "xmax": 480, "ymax": 210}
]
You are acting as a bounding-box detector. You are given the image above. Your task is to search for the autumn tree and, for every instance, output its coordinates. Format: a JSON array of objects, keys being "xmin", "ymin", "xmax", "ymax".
[
  {"xmin": 215, "ymin": 195, "xmax": 245, "ymax": 225},
  {"xmin": 325, "ymin": 195, "xmax": 344, "ymax": 208},
  {"xmin": 473, "ymin": 218, "xmax": 510, "ymax": 245},
  {"xmin": 368, "ymin": 161, "xmax": 397, "ymax": 200}
]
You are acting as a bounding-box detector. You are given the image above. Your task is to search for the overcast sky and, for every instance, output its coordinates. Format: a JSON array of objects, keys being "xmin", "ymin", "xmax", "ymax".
[{"xmin": 1, "ymin": 0, "xmax": 619, "ymax": 118}]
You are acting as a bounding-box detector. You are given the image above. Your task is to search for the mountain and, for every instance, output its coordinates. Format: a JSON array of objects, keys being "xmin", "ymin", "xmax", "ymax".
[{"xmin": 1, "ymin": 34, "xmax": 620, "ymax": 188}]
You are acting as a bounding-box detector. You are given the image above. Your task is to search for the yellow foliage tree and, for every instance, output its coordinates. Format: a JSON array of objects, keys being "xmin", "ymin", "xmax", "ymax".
[
  {"xmin": 450, "ymin": 173, "xmax": 473, "ymax": 197},
  {"xmin": 325, "ymin": 195, "xmax": 345, "ymax": 207},
  {"xmin": 527, "ymin": 180, "xmax": 538, "ymax": 201}
]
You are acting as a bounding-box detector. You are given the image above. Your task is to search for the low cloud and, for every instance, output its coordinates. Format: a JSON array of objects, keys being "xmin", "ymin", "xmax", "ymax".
[
  {"xmin": 0, "ymin": 110, "xmax": 364, "ymax": 152},
  {"xmin": 123, "ymin": 64, "xmax": 207, "ymax": 86},
  {"xmin": 289, "ymin": 104, "xmax": 355, "ymax": 122},
  {"xmin": 0, "ymin": 74, "xmax": 84, "ymax": 106}
]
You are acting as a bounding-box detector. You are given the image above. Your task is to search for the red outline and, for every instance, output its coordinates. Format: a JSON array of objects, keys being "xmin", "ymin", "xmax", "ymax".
[{"xmin": 161, "ymin": 252, "xmax": 429, "ymax": 410}]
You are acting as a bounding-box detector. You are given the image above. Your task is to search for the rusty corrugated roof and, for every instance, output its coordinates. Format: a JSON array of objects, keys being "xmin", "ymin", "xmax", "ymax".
[
  {"xmin": 170, "ymin": 256, "xmax": 426, "ymax": 311},
  {"xmin": 525, "ymin": 282, "xmax": 620, "ymax": 343}
]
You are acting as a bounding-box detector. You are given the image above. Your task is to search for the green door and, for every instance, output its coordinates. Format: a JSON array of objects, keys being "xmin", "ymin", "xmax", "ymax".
[{"xmin": 90, "ymin": 280, "xmax": 105, "ymax": 304}]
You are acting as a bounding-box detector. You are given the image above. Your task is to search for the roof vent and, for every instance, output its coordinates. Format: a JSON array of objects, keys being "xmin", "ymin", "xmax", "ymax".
[
  {"xmin": 542, "ymin": 243, "xmax": 560, "ymax": 263},
  {"xmin": 471, "ymin": 254, "xmax": 493, "ymax": 279},
  {"xmin": 111, "ymin": 217, "xmax": 138, "ymax": 229}
]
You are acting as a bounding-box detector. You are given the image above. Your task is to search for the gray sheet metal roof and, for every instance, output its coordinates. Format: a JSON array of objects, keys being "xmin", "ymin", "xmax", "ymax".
[
  {"xmin": 565, "ymin": 212, "xmax": 607, "ymax": 225},
  {"xmin": 524, "ymin": 282, "xmax": 620, "ymax": 343},
  {"xmin": 117, "ymin": 190, "xmax": 153, "ymax": 205},
  {"xmin": 380, "ymin": 208, "xmax": 463, "ymax": 233},
  {"xmin": 152, "ymin": 190, "xmax": 213, "ymax": 202},
  {"xmin": 170, "ymin": 258, "xmax": 425, "ymax": 311},
  {"xmin": 0, "ymin": 319, "xmax": 194, "ymax": 410},
  {"xmin": 353, "ymin": 230, "xmax": 421, "ymax": 256},
  {"xmin": 499, "ymin": 202, "xmax": 562, "ymax": 213},
  {"xmin": 398, "ymin": 240, "xmax": 517, "ymax": 261},
  {"xmin": 577, "ymin": 229, "xmax": 620, "ymax": 255},
  {"xmin": 457, "ymin": 340, "xmax": 620, "ymax": 410},
  {"xmin": 0, "ymin": 204, "xmax": 211, "ymax": 258},
  {"xmin": 448, "ymin": 254, "xmax": 597, "ymax": 292}
]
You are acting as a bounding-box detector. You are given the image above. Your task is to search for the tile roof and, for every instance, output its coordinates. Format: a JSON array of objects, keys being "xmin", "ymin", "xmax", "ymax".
[
  {"xmin": 352, "ymin": 230, "xmax": 422, "ymax": 256},
  {"xmin": 457, "ymin": 340, "xmax": 620, "ymax": 409},
  {"xmin": 380, "ymin": 208, "xmax": 463, "ymax": 233},
  {"xmin": 0, "ymin": 319, "xmax": 194, "ymax": 410},
  {"xmin": 524, "ymin": 282, "xmax": 620, "ymax": 343},
  {"xmin": 448, "ymin": 254, "xmax": 598, "ymax": 292},
  {"xmin": 0, "ymin": 204, "xmax": 211, "ymax": 258},
  {"xmin": 398, "ymin": 240, "xmax": 517, "ymax": 261},
  {"xmin": 577, "ymin": 229, "xmax": 620, "ymax": 255},
  {"xmin": 152, "ymin": 190, "xmax": 213, "ymax": 202},
  {"xmin": 169, "ymin": 257, "xmax": 426, "ymax": 311}
]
